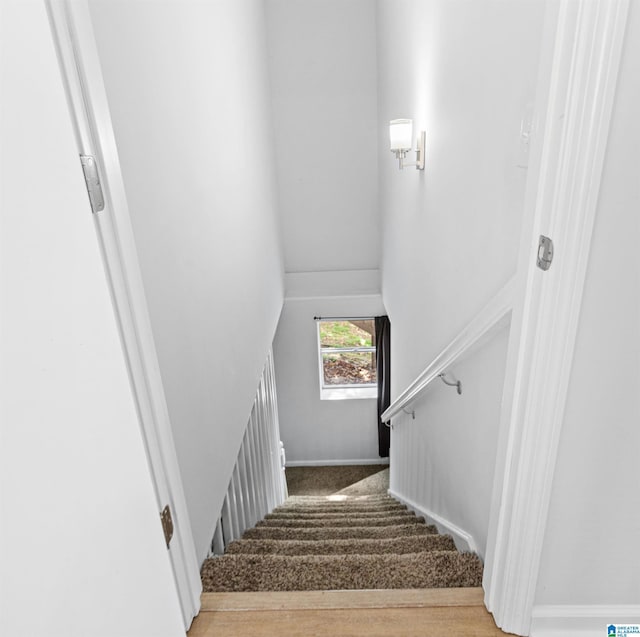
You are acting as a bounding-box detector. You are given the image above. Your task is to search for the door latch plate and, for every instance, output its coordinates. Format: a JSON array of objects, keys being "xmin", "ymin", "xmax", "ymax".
[{"xmin": 79, "ymin": 155, "xmax": 105, "ymax": 213}]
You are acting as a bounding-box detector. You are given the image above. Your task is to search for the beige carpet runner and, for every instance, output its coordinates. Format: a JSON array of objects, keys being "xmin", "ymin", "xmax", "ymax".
[{"xmin": 200, "ymin": 494, "xmax": 483, "ymax": 592}]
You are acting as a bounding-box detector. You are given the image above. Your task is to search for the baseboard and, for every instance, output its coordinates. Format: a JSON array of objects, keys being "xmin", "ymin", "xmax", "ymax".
[
  {"xmin": 286, "ymin": 459, "xmax": 389, "ymax": 468},
  {"xmin": 388, "ymin": 489, "xmax": 479, "ymax": 555},
  {"xmin": 531, "ymin": 605, "xmax": 640, "ymax": 636}
]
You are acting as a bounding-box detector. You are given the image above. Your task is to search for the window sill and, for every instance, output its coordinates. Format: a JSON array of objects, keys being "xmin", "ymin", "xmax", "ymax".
[{"xmin": 320, "ymin": 386, "xmax": 378, "ymax": 401}]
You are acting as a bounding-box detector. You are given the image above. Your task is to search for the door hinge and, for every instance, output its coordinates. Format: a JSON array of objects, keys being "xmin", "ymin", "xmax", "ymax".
[
  {"xmin": 160, "ymin": 505, "xmax": 174, "ymax": 548},
  {"xmin": 537, "ymin": 235, "xmax": 554, "ymax": 271},
  {"xmin": 79, "ymin": 155, "xmax": 105, "ymax": 213}
]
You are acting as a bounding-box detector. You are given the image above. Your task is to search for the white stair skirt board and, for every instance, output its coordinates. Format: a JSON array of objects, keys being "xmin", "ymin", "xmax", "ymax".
[
  {"xmin": 530, "ymin": 605, "xmax": 640, "ymax": 637},
  {"xmin": 388, "ymin": 489, "xmax": 478, "ymax": 556},
  {"xmin": 286, "ymin": 459, "xmax": 389, "ymax": 467}
]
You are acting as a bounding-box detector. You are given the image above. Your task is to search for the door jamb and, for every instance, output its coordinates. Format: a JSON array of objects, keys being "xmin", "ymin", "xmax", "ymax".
[{"xmin": 483, "ymin": 0, "xmax": 630, "ymax": 634}]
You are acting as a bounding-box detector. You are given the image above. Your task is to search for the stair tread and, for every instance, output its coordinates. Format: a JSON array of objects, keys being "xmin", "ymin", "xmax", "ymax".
[
  {"xmin": 276, "ymin": 499, "xmax": 404, "ymax": 508},
  {"xmin": 201, "ymin": 551, "xmax": 483, "ymax": 592},
  {"xmin": 226, "ymin": 534, "xmax": 456, "ymax": 555},
  {"xmin": 280, "ymin": 496, "xmax": 400, "ymax": 503},
  {"xmin": 285, "ymin": 495, "xmax": 394, "ymax": 501},
  {"xmin": 257, "ymin": 514, "xmax": 423, "ymax": 528},
  {"xmin": 273, "ymin": 505, "xmax": 407, "ymax": 515},
  {"xmin": 242, "ymin": 523, "xmax": 437, "ymax": 541},
  {"xmin": 199, "ymin": 587, "xmax": 486, "ymax": 612},
  {"xmin": 268, "ymin": 507, "xmax": 409, "ymax": 518},
  {"xmin": 205, "ymin": 493, "xmax": 483, "ymax": 594}
]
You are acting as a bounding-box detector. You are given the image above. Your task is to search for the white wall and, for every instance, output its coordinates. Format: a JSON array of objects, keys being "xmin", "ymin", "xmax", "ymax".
[
  {"xmin": 265, "ymin": 0, "xmax": 379, "ymax": 273},
  {"xmin": 87, "ymin": 0, "xmax": 284, "ymax": 563},
  {"xmin": 533, "ymin": 0, "xmax": 640, "ymax": 613},
  {"xmin": 377, "ymin": 0, "xmax": 545, "ymax": 556},
  {"xmin": 0, "ymin": 2, "xmax": 183, "ymax": 635},
  {"xmin": 273, "ymin": 271, "xmax": 386, "ymax": 464},
  {"xmin": 265, "ymin": 0, "xmax": 381, "ymax": 464},
  {"xmin": 389, "ymin": 325, "xmax": 510, "ymax": 556}
]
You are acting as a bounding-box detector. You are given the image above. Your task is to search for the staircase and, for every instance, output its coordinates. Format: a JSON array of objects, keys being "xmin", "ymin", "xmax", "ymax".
[{"xmin": 200, "ymin": 494, "xmax": 483, "ymax": 592}]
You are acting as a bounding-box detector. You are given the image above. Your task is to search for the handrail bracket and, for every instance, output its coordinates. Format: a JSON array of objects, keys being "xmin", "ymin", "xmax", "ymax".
[{"xmin": 439, "ymin": 372, "xmax": 462, "ymax": 395}]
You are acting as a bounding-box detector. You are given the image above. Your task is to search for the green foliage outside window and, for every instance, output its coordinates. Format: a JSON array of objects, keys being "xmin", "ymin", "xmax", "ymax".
[{"xmin": 319, "ymin": 320, "xmax": 376, "ymax": 386}]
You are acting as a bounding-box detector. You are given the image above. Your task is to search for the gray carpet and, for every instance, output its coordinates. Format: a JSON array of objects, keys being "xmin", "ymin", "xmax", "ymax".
[
  {"xmin": 242, "ymin": 521, "xmax": 437, "ymax": 541},
  {"xmin": 201, "ymin": 551, "xmax": 483, "ymax": 592},
  {"xmin": 256, "ymin": 514, "xmax": 424, "ymax": 528},
  {"xmin": 285, "ymin": 465, "xmax": 389, "ymax": 496},
  {"xmin": 265, "ymin": 508, "xmax": 412, "ymax": 519},
  {"xmin": 201, "ymin": 494, "xmax": 483, "ymax": 592},
  {"xmin": 335, "ymin": 467, "xmax": 390, "ymax": 496},
  {"xmin": 225, "ymin": 535, "xmax": 457, "ymax": 556},
  {"xmin": 276, "ymin": 500, "xmax": 405, "ymax": 513}
]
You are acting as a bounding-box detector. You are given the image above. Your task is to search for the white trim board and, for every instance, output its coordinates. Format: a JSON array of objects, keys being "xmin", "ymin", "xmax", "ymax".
[
  {"xmin": 286, "ymin": 459, "xmax": 389, "ymax": 467},
  {"xmin": 388, "ymin": 489, "xmax": 478, "ymax": 556},
  {"xmin": 531, "ymin": 605, "xmax": 640, "ymax": 637}
]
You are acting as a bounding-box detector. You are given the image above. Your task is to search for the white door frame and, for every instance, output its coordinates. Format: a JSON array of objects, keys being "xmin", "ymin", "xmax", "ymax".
[
  {"xmin": 46, "ymin": 1, "xmax": 202, "ymax": 628},
  {"xmin": 483, "ymin": 0, "xmax": 629, "ymax": 634}
]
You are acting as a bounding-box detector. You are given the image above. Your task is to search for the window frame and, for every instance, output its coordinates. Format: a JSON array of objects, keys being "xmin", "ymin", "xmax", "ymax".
[{"xmin": 316, "ymin": 318, "xmax": 378, "ymax": 401}]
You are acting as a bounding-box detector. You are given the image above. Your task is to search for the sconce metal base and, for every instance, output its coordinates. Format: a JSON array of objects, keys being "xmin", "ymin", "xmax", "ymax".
[{"xmin": 397, "ymin": 131, "xmax": 425, "ymax": 170}]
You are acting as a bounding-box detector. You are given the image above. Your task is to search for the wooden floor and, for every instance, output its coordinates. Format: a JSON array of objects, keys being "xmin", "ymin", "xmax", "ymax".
[{"xmin": 188, "ymin": 588, "xmax": 510, "ymax": 636}]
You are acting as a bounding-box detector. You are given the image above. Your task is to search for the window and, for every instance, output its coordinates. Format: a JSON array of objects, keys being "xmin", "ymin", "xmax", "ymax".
[{"xmin": 317, "ymin": 318, "xmax": 377, "ymax": 400}]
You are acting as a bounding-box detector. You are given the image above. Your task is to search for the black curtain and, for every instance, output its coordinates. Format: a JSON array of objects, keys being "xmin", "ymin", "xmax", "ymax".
[{"xmin": 375, "ymin": 316, "xmax": 391, "ymax": 458}]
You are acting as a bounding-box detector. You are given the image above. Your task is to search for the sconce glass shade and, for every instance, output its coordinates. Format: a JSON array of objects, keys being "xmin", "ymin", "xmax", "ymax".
[{"xmin": 389, "ymin": 119, "xmax": 413, "ymax": 151}]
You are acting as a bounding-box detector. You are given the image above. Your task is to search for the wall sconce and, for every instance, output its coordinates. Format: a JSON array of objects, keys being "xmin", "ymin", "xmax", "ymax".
[{"xmin": 389, "ymin": 118, "xmax": 425, "ymax": 170}]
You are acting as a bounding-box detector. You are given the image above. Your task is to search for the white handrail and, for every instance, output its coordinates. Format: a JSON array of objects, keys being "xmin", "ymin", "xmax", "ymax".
[{"xmin": 381, "ymin": 276, "xmax": 516, "ymax": 424}]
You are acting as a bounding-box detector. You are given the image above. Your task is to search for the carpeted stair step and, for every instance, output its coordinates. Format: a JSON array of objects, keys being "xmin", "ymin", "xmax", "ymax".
[
  {"xmin": 272, "ymin": 502, "xmax": 408, "ymax": 514},
  {"xmin": 272, "ymin": 506, "xmax": 407, "ymax": 517},
  {"xmin": 285, "ymin": 494, "xmax": 394, "ymax": 501},
  {"xmin": 241, "ymin": 522, "xmax": 437, "ymax": 541},
  {"xmin": 265, "ymin": 508, "xmax": 414, "ymax": 520},
  {"xmin": 202, "ymin": 491, "xmax": 484, "ymax": 594},
  {"xmin": 225, "ymin": 534, "xmax": 457, "ymax": 556},
  {"xmin": 277, "ymin": 493, "xmax": 397, "ymax": 500},
  {"xmin": 273, "ymin": 504, "xmax": 407, "ymax": 514},
  {"xmin": 276, "ymin": 495, "xmax": 403, "ymax": 505},
  {"xmin": 256, "ymin": 514, "xmax": 424, "ymax": 528},
  {"xmin": 200, "ymin": 551, "xmax": 483, "ymax": 592}
]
